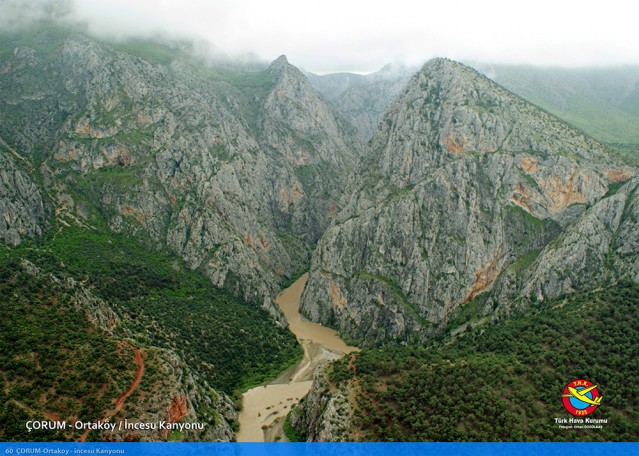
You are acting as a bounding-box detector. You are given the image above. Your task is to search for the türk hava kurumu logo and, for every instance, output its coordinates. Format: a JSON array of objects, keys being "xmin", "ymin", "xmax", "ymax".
[{"xmin": 562, "ymin": 379, "xmax": 602, "ymax": 416}]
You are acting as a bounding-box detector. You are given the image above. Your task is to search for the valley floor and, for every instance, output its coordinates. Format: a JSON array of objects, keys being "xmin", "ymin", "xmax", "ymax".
[{"xmin": 236, "ymin": 274, "xmax": 359, "ymax": 442}]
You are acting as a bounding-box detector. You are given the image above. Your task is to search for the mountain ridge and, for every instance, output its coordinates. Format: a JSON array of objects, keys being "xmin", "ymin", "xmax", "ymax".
[
  {"xmin": 476, "ymin": 63, "xmax": 639, "ymax": 150},
  {"xmin": 0, "ymin": 25, "xmax": 363, "ymax": 315},
  {"xmin": 300, "ymin": 56, "xmax": 636, "ymax": 346}
]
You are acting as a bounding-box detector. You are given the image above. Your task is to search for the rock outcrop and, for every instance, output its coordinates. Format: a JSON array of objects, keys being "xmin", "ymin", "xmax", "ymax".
[
  {"xmin": 492, "ymin": 177, "xmax": 639, "ymax": 306},
  {"xmin": 0, "ymin": 146, "xmax": 48, "ymax": 246},
  {"xmin": 289, "ymin": 370, "xmax": 353, "ymax": 442}
]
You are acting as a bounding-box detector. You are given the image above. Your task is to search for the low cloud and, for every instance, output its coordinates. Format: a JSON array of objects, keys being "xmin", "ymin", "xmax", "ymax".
[
  {"xmin": 0, "ymin": 0, "xmax": 73, "ymax": 30},
  {"xmin": 3, "ymin": 0, "xmax": 638, "ymax": 73}
]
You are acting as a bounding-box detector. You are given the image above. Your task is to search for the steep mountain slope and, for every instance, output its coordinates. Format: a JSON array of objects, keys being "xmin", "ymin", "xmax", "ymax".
[
  {"xmin": 0, "ymin": 144, "xmax": 48, "ymax": 245},
  {"xmin": 0, "ymin": 252, "xmax": 239, "ymax": 442},
  {"xmin": 0, "ymin": 200, "xmax": 304, "ymax": 441},
  {"xmin": 477, "ymin": 64, "xmax": 639, "ymax": 150},
  {"xmin": 291, "ymin": 283, "xmax": 639, "ymax": 441},
  {"xmin": 492, "ymin": 177, "xmax": 639, "ymax": 307},
  {"xmin": 0, "ymin": 25, "xmax": 361, "ymax": 441},
  {"xmin": 0, "ymin": 25, "xmax": 359, "ymax": 316},
  {"xmin": 301, "ymin": 58, "xmax": 636, "ymax": 345}
]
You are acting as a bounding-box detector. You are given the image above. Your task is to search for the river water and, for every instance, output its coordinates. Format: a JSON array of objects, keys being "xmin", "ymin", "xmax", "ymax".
[{"xmin": 236, "ymin": 273, "xmax": 359, "ymax": 442}]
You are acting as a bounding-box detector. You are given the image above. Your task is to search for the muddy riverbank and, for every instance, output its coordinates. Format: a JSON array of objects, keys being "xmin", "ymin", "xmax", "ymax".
[{"xmin": 236, "ymin": 274, "xmax": 358, "ymax": 442}]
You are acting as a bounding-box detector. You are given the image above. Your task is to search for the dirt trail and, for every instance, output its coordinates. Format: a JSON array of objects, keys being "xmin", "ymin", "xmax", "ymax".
[
  {"xmin": 79, "ymin": 348, "xmax": 144, "ymax": 442},
  {"xmin": 236, "ymin": 274, "xmax": 359, "ymax": 442},
  {"xmin": 114, "ymin": 349, "xmax": 144, "ymax": 412}
]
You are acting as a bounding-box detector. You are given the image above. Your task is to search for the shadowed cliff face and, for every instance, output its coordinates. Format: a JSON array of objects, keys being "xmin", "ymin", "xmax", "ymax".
[
  {"xmin": 301, "ymin": 58, "xmax": 637, "ymax": 346},
  {"xmin": 0, "ymin": 29, "xmax": 360, "ymax": 316}
]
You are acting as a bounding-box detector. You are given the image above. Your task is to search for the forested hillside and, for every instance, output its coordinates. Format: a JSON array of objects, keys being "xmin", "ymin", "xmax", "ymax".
[
  {"xmin": 308, "ymin": 284, "xmax": 639, "ymax": 441},
  {"xmin": 0, "ymin": 211, "xmax": 301, "ymax": 440}
]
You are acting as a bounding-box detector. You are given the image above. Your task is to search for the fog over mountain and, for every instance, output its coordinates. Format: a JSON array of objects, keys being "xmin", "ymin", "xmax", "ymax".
[
  {"xmin": 473, "ymin": 63, "xmax": 639, "ymax": 147},
  {"xmin": 3, "ymin": 0, "xmax": 639, "ymax": 73}
]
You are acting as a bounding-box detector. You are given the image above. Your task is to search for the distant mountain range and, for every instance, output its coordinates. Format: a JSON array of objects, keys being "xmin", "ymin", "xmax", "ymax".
[{"xmin": 305, "ymin": 63, "xmax": 414, "ymax": 139}]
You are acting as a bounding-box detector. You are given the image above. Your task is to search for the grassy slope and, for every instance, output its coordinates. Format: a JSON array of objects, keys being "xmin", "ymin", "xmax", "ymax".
[
  {"xmin": 328, "ymin": 284, "xmax": 639, "ymax": 441},
  {"xmin": 521, "ymin": 98, "xmax": 639, "ymax": 165},
  {"xmin": 485, "ymin": 65, "xmax": 639, "ymax": 163}
]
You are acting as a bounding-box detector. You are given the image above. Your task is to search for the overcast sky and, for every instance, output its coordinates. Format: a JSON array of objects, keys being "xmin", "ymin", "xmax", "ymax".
[{"xmin": 4, "ymin": 0, "xmax": 639, "ymax": 73}]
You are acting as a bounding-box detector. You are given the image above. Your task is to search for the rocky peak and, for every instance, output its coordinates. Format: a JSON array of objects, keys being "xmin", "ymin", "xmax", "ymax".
[
  {"xmin": 301, "ymin": 58, "xmax": 636, "ymax": 347},
  {"xmin": 258, "ymin": 54, "xmax": 362, "ymax": 240},
  {"xmin": 268, "ymin": 54, "xmax": 299, "ymax": 82},
  {"xmin": 370, "ymin": 58, "xmax": 612, "ymax": 186},
  {"xmin": 269, "ymin": 54, "xmax": 289, "ymax": 69},
  {"xmin": 0, "ymin": 26, "xmax": 371, "ymax": 322},
  {"xmin": 261, "ymin": 54, "xmax": 360, "ymax": 167},
  {"xmin": 266, "ymin": 54, "xmax": 327, "ymax": 103}
]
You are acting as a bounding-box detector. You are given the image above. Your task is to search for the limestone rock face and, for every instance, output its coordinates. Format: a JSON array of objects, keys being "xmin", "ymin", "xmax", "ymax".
[
  {"xmin": 0, "ymin": 31, "xmax": 358, "ymax": 316},
  {"xmin": 301, "ymin": 58, "xmax": 636, "ymax": 345},
  {"xmin": 492, "ymin": 177, "xmax": 639, "ymax": 305},
  {"xmin": 0, "ymin": 28, "xmax": 360, "ymax": 441},
  {"xmin": 289, "ymin": 370, "xmax": 353, "ymax": 442},
  {"xmin": 369, "ymin": 59, "xmax": 611, "ymax": 187},
  {"xmin": 612, "ymin": 181, "xmax": 639, "ymax": 283},
  {"xmin": 260, "ymin": 55, "xmax": 361, "ymax": 241},
  {"xmin": 0, "ymin": 147, "xmax": 48, "ymax": 246}
]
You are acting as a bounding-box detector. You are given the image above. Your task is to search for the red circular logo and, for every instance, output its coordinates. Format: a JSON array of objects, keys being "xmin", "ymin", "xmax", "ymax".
[{"xmin": 562, "ymin": 379, "xmax": 602, "ymax": 416}]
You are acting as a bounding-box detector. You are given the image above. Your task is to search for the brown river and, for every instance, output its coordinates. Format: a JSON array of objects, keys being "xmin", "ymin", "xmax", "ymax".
[{"xmin": 236, "ymin": 273, "xmax": 359, "ymax": 442}]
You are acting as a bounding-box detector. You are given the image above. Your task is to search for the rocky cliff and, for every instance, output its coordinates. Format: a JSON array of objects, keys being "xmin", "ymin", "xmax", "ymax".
[
  {"xmin": 301, "ymin": 58, "xmax": 636, "ymax": 345},
  {"xmin": 0, "ymin": 27, "xmax": 359, "ymax": 316},
  {"xmin": 288, "ymin": 369, "xmax": 354, "ymax": 442},
  {"xmin": 0, "ymin": 145, "xmax": 49, "ymax": 246},
  {"xmin": 492, "ymin": 176, "xmax": 639, "ymax": 307},
  {"xmin": 0, "ymin": 26, "xmax": 355, "ymax": 441}
]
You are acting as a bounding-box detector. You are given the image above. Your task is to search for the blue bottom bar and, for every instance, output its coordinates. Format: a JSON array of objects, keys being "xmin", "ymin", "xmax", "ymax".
[{"xmin": 0, "ymin": 443, "xmax": 638, "ymax": 456}]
